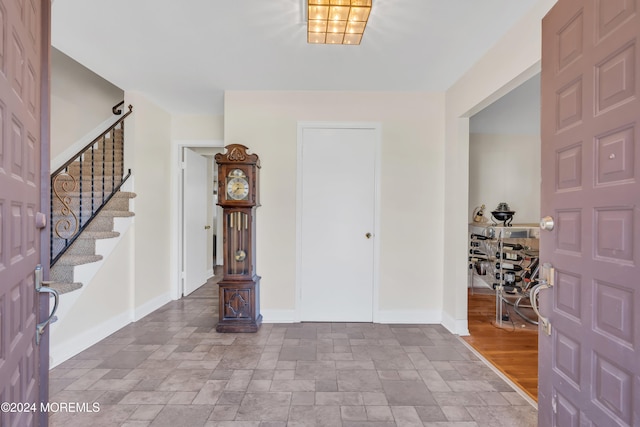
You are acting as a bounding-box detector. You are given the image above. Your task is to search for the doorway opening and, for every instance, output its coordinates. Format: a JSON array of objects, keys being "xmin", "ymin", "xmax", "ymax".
[
  {"xmin": 463, "ymin": 73, "xmax": 541, "ymax": 403},
  {"xmin": 174, "ymin": 140, "xmax": 224, "ymax": 299}
]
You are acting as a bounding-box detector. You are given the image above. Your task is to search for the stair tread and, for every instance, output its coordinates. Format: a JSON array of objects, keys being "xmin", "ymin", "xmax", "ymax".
[
  {"xmin": 55, "ymin": 254, "xmax": 103, "ymax": 266},
  {"xmin": 48, "ymin": 282, "xmax": 83, "ymax": 295},
  {"xmin": 78, "ymin": 231, "xmax": 120, "ymax": 239},
  {"xmin": 101, "ymin": 210, "xmax": 135, "ymax": 217},
  {"xmin": 114, "ymin": 191, "xmax": 137, "ymax": 198}
]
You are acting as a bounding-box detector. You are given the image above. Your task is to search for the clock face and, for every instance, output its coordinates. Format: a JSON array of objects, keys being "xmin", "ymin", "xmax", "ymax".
[{"xmin": 226, "ymin": 169, "xmax": 249, "ymax": 200}]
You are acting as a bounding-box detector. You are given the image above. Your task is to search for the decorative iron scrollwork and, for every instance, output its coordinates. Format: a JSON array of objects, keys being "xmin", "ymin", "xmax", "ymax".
[{"xmin": 52, "ymin": 172, "xmax": 79, "ymax": 239}]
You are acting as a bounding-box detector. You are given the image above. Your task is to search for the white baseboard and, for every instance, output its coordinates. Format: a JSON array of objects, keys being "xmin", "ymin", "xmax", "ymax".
[
  {"xmin": 441, "ymin": 310, "xmax": 470, "ymax": 336},
  {"xmin": 375, "ymin": 309, "xmax": 442, "ymax": 324},
  {"xmin": 261, "ymin": 309, "xmax": 297, "ymax": 323},
  {"xmin": 133, "ymin": 291, "xmax": 172, "ymax": 321},
  {"xmin": 262, "ymin": 309, "xmax": 445, "ymax": 326},
  {"xmin": 50, "ymin": 310, "xmax": 133, "ymax": 368}
]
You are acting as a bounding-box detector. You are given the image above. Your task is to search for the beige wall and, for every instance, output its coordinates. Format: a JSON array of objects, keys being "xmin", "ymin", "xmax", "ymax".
[
  {"xmin": 224, "ymin": 91, "xmax": 446, "ymax": 320},
  {"xmin": 443, "ymin": 0, "xmax": 556, "ymax": 333},
  {"xmin": 49, "ymin": 90, "xmax": 177, "ymax": 366},
  {"xmin": 50, "ymin": 228, "xmax": 134, "ymax": 365},
  {"xmin": 126, "ymin": 92, "xmax": 174, "ymax": 311},
  {"xmin": 469, "ymin": 133, "xmax": 541, "ymax": 224},
  {"xmin": 172, "ymin": 114, "xmax": 224, "ymax": 140},
  {"xmin": 51, "ymin": 48, "xmax": 124, "ymax": 159}
]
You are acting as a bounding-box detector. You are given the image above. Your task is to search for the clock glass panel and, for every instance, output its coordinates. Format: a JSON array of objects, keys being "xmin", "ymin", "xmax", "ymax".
[{"xmin": 226, "ymin": 211, "xmax": 250, "ymax": 276}]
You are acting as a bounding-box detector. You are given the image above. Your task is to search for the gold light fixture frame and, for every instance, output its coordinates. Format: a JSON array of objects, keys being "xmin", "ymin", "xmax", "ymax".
[{"xmin": 307, "ymin": 0, "xmax": 372, "ymax": 45}]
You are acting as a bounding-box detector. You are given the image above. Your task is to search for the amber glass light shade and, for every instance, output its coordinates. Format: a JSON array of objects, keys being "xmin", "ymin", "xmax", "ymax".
[{"xmin": 307, "ymin": 0, "xmax": 371, "ymax": 45}]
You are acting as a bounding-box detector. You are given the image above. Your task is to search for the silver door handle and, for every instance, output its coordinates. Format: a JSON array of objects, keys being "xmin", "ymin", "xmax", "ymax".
[
  {"xmin": 35, "ymin": 265, "xmax": 59, "ymax": 345},
  {"xmin": 530, "ymin": 282, "xmax": 551, "ymax": 334},
  {"xmin": 531, "ymin": 262, "xmax": 555, "ymax": 335}
]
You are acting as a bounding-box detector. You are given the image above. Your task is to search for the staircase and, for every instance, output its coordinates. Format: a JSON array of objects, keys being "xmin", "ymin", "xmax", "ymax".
[
  {"xmin": 49, "ymin": 105, "xmax": 134, "ymax": 295},
  {"xmin": 49, "ymin": 192, "xmax": 135, "ymax": 294}
]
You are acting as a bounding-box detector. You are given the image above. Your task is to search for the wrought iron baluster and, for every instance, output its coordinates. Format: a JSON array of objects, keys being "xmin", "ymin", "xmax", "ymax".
[{"xmin": 102, "ymin": 133, "xmax": 106, "ymax": 203}]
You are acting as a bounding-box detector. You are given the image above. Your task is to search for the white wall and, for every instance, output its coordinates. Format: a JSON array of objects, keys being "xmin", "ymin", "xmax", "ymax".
[
  {"xmin": 126, "ymin": 92, "xmax": 174, "ymax": 315},
  {"xmin": 51, "ymin": 48, "xmax": 124, "ymax": 159},
  {"xmin": 224, "ymin": 91, "xmax": 446, "ymax": 322},
  {"xmin": 469, "ymin": 133, "xmax": 541, "ymax": 224},
  {"xmin": 50, "ymin": 226, "xmax": 134, "ymax": 366},
  {"xmin": 442, "ymin": 0, "xmax": 556, "ymax": 334}
]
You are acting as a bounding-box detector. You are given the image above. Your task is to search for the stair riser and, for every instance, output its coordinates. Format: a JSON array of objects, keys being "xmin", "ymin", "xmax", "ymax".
[
  {"xmin": 66, "ymin": 164, "xmax": 125, "ymax": 175},
  {"xmin": 77, "ymin": 157, "xmax": 125, "ymax": 167},
  {"xmin": 66, "ymin": 239, "xmax": 96, "ymax": 256},
  {"xmin": 81, "ymin": 147, "xmax": 123, "ymax": 156},
  {"xmin": 51, "ymin": 213, "xmax": 132, "ymax": 232},
  {"xmin": 105, "ymin": 197, "xmax": 132, "ymax": 211},
  {"xmin": 50, "ymin": 265, "xmax": 74, "ymax": 284},
  {"xmin": 51, "ymin": 216, "xmax": 115, "ymax": 234},
  {"xmin": 53, "ymin": 175, "xmax": 125, "ymax": 187},
  {"xmin": 85, "ymin": 216, "xmax": 115, "ymax": 232},
  {"xmin": 52, "ymin": 196, "xmax": 130, "ymax": 211}
]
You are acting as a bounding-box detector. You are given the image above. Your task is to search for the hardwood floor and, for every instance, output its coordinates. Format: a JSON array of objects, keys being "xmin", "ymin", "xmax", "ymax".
[{"xmin": 462, "ymin": 288, "xmax": 539, "ymax": 402}]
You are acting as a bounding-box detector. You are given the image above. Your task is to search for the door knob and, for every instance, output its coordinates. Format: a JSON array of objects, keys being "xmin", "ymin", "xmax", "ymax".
[
  {"xmin": 365, "ymin": 232, "xmax": 372, "ymax": 239},
  {"xmin": 540, "ymin": 216, "xmax": 555, "ymax": 231},
  {"xmin": 204, "ymin": 225, "xmax": 211, "ymax": 230}
]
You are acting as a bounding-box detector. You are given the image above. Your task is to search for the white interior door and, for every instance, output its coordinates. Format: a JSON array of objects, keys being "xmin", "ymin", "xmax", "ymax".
[
  {"xmin": 299, "ymin": 125, "xmax": 378, "ymax": 321},
  {"xmin": 183, "ymin": 148, "xmax": 208, "ymax": 296}
]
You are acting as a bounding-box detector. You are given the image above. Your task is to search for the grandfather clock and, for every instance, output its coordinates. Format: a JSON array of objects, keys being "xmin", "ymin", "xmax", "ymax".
[{"xmin": 215, "ymin": 144, "xmax": 262, "ymax": 332}]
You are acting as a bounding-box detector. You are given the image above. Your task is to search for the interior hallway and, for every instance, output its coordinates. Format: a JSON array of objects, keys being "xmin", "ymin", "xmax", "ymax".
[{"xmin": 48, "ymin": 274, "xmax": 538, "ymax": 427}]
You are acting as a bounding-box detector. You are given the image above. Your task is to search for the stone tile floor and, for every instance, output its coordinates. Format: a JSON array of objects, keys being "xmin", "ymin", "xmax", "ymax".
[{"xmin": 49, "ymin": 276, "xmax": 537, "ymax": 426}]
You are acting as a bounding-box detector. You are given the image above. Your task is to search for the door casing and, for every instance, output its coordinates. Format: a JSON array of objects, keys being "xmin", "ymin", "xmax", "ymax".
[
  {"xmin": 182, "ymin": 147, "xmax": 209, "ymax": 296},
  {"xmin": 172, "ymin": 139, "xmax": 223, "ymax": 300}
]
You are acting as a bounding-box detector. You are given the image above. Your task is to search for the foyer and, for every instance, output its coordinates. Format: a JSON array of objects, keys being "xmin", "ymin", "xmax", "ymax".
[{"xmin": 48, "ymin": 276, "xmax": 537, "ymax": 427}]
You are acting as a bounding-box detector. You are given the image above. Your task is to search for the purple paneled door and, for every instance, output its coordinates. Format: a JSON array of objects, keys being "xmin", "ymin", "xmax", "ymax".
[
  {"xmin": 0, "ymin": 1, "xmax": 51, "ymax": 426},
  {"xmin": 540, "ymin": 0, "xmax": 639, "ymax": 425}
]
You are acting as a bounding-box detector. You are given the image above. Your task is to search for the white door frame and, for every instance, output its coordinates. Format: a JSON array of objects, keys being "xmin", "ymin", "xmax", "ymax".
[
  {"xmin": 295, "ymin": 121, "xmax": 382, "ymax": 322},
  {"xmin": 183, "ymin": 147, "xmax": 209, "ymax": 296},
  {"xmin": 171, "ymin": 139, "xmax": 224, "ymax": 300}
]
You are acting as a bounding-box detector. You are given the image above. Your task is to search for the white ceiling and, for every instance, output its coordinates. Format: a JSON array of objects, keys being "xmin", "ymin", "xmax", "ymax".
[{"xmin": 51, "ymin": 0, "xmax": 540, "ymax": 115}]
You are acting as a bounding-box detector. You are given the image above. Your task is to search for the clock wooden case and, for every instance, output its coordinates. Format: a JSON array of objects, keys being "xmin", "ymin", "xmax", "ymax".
[{"xmin": 215, "ymin": 144, "xmax": 262, "ymax": 332}]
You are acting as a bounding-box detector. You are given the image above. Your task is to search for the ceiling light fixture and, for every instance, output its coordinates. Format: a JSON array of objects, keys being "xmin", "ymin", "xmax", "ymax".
[{"xmin": 307, "ymin": 0, "xmax": 371, "ymax": 45}]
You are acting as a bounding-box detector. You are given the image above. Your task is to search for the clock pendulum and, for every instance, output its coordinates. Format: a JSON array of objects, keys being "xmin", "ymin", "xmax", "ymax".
[{"xmin": 214, "ymin": 144, "xmax": 262, "ymax": 332}]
